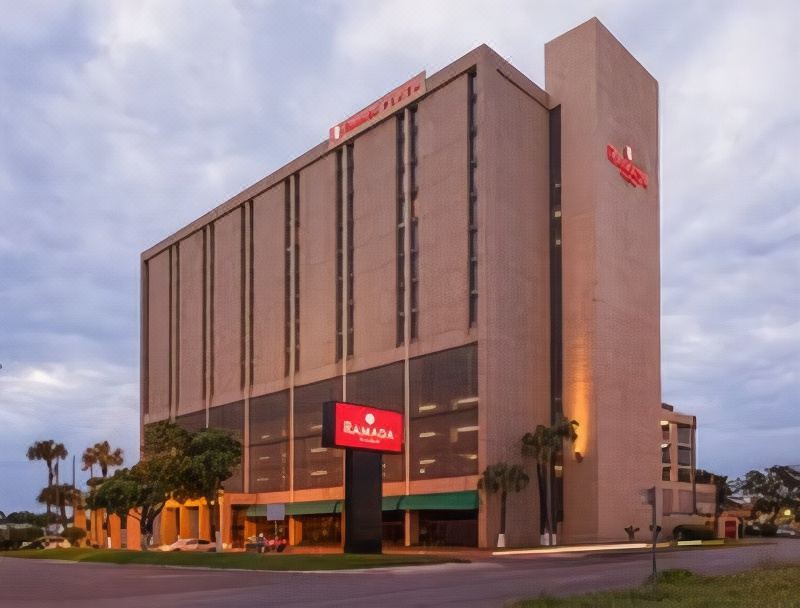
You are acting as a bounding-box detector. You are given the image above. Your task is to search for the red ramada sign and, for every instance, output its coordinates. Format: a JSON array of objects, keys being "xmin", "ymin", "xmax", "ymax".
[
  {"xmin": 328, "ymin": 73, "xmax": 426, "ymax": 146},
  {"xmin": 607, "ymin": 144, "xmax": 648, "ymax": 189},
  {"xmin": 322, "ymin": 401, "xmax": 403, "ymax": 453}
]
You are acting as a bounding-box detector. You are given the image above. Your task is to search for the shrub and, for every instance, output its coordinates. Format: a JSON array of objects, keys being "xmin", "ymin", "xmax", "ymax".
[{"xmin": 62, "ymin": 526, "xmax": 87, "ymax": 547}]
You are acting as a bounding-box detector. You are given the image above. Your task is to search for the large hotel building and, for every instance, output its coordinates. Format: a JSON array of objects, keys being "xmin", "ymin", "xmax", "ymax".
[{"xmin": 139, "ymin": 18, "xmax": 708, "ymax": 549}]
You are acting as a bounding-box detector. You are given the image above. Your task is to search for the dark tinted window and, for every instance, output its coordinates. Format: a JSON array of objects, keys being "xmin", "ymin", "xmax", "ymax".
[
  {"xmin": 294, "ymin": 378, "xmax": 343, "ymax": 489},
  {"xmin": 346, "ymin": 362, "xmax": 404, "ymax": 482},
  {"xmin": 249, "ymin": 391, "xmax": 289, "ymax": 493},
  {"xmin": 677, "ymin": 446, "xmax": 692, "ymax": 466},
  {"xmin": 208, "ymin": 402, "xmax": 244, "ymax": 492},
  {"xmin": 175, "ymin": 411, "xmax": 206, "ymax": 434},
  {"xmin": 677, "ymin": 424, "xmax": 692, "ymax": 445},
  {"xmin": 410, "ymin": 345, "xmax": 478, "ymax": 480}
]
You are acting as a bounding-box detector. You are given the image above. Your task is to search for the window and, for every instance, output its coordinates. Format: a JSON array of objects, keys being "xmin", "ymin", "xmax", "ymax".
[
  {"xmin": 677, "ymin": 424, "xmax": 692, "ymax": 445},
  {"xmin": 467, "ymin": 71, "xmax": 478, "ymax": 326},
  {"xmin": 409, "ymin": 107, "xmax": 419, "ymax": 340},
  {"xmin": 410, "ymin": 345, "xmax": 478, "ymax": 480},
  {"xmin": 293, "ymin": 378, "xmax": 343, "ymax": 490},
  {"xmin": 678, "ymin": 467, "xmax": 692, "ymax": 483},
  {"xmin": 661, "ymin": 422, "xmax": 670, "ymax": 441},
  {"xmin": 346, "ymin": 362, "xmax": 404, "ymax": 482},
  {"xmin": 174, "ymin": 411, "xmax": 206, "ymax": 434},
  {"xmin": 662, "ymin": 466, "xmax": 672, "ymax": 482},
  {"xmin": 661, "ymin": 444, "xmax": 671, "ymax": 464},
  {"xmin": 208, "ymin": 401, "xmax": 244, "ymax": 493},
  {"xmin": 396, "ymin": 114, "xmax": 406, "ymax": 346},
  {"xmin": 336, "ymin": 149, "xmax": 344, "ymax": 361},
  {"xmin": 678, "ymin": 446, "xmax": 692, "ymax": 466},
  {"xmin": 548, "ymin": 105, "xmax": 562, "ymax": 421},
  {"xmin": 346, "ymin": 145, "xmax": 354, "ymax": 357},
  {"xmin": 249, "ymin": 391, "xmax": 289, "ymax": 493},
  {"xmin": 293, "ymin": 174, "xmax": 300, "ymax": 369},
  {"xmin": 284, "ymin": 179, "xmax": 292, "ymax": 376}
]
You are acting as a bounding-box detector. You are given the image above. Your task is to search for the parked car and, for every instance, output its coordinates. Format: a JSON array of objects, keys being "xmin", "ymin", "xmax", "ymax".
[
  {"xmin": 672, "ymin": 524, "xmax": 716, "ymax": 541},
  {"xmin": 745, "ymin": 523, "xmax": 779, "ymax": 537},
  {"xmin": 22, "ymin": 536, "xmax": 70, "ymax": 550},
  {"xmin": 161, "ymin": 538, "xmax": 215, "ymax": 552},
  {"xmin": 776, "ymin": 526, "xmax": 798, "ymax": 538}
]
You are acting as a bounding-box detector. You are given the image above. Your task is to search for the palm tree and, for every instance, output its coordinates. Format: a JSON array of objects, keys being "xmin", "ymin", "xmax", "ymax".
[
  {"xmin": 37, "ymin": 484, "xmax": 83, "ymax": 526},
  {"xmin": 82, "ymin": 441, "xmax": 124, "ymax": 481},
  {"xmin": 26, "ymin": 440, "xmax": 68, "ymax": 520},
  {"xmin": 82, "ymin": 441, "xmax": 124, "ymax": 544},
  {"xmin": 81, "ymin": 447, "xmax": 98, "ymax": 480},
  {"xmin": 96, "ymin": 441, "xmax": 124, "ymax": 478},
  {"xmin": 521, "ymin": 417, "xmax": 578, "ymax": 546},
  {"xmin": 478, "ymin": 462, "xmax": 530, "ymax": 548}
]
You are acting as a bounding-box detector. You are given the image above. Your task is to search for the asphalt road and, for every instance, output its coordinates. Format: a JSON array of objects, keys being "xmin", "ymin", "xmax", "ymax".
[{"xmin": 1, "ymin": 540, "xmax": 799, "ymax": 608}]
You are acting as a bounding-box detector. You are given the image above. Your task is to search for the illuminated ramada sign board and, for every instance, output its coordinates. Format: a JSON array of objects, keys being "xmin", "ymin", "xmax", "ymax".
[
  {"xmin": 607, "ymin": 144, "xmax": 648, "ymax": 189},
  {"xmin": 322, "ymin": 401, "xmax": 403, "ymax": 454},
  {"xmin": 328, "ymin": 72, "xmax": 426, "ymax": 147}
]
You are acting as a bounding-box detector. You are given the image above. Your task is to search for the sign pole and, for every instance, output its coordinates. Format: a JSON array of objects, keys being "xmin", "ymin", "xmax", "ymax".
[
  {"xmin": 322, "ymin": 401, "xmax": 404, "ymax": 555},
  {"xmin": 651, "ymin": 488, "xmax": 657, "ymax": 579}
]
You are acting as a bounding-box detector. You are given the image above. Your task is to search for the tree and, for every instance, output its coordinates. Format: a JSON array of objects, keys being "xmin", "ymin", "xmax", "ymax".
[
  {"xmin": 478, "ymin": 462, "xmax": 530, "ymax": 547},
  {"xmin": 89, "ymin": 423, "xmax": 242, "ymax": 550},
  {"xmin": 183, "ymin": 428, "xmax": 242, "ymax": 544},
  {"xmin": 83, "ymin": 441, "xmax": 124, "ymax": 480},
  {"xmin": 521, "ymin": 417, "xmax": 579, "ymax": 546},
  {"xmin": 737, "ymin": 465, "xmax": 800, "ymax": 524},
  {"xmin": 26, "ymin": 440, "xmax": 68, "ymax": 521},
  {"xmin": 1, "ymin": 511, "xmax": 57, "ymax": 527},
  {"xmin": 36, "ymin": 484, "xmax": 83, "ymax": 526},
  {"xmin": 90, "ymin": 422, "xmax": 193, "ymax": 550},
  {"xmin": 82, "ymin": 440, "xmax": 125, "ymax": 538},
  {"xmin": 81, "ymin": 447, "xmax": 98, "ymax": 480},
  {"xmin": 696, "ymin": 469, "xmax": 737, "ymax": 531}
]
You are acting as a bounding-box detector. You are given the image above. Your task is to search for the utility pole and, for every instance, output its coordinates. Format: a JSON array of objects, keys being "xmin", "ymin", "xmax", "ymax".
[{"xmin": 72, "ymin": 455, "xmax": 76, "ymax": 522}]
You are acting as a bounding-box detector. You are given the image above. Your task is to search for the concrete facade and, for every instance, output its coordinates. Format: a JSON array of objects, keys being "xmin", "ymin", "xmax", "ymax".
[{"xmin": 141, "ymin": 18, "xmax": 688, "ymax": 548}]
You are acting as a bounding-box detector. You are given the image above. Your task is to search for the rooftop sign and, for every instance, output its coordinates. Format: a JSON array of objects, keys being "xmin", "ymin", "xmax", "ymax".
[
  {"xmin": 328, "ymin": 73, "xmax": 426, "ymax": 147},
  {"xmin": 607, "ymin": 144, "xmax": 648, "ymax": 189},
  {"xmin": 322, "ymin": 401, "xmax": 403, "ymax": 454}
]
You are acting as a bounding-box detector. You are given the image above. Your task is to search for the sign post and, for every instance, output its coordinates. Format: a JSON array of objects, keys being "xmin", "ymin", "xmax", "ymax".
[
  {"xmin": 641, "ymin": 486, "xmax": 660, "ymax": 580},
  {"xmin": 322, "ymin": 401, "xmax": 403, "ymax": 554}
]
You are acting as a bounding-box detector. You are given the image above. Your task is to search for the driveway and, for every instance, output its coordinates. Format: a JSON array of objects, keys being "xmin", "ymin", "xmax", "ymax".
[{"xmin": 1, "ymin": 539, "xmax": 798, "ymax": 607}]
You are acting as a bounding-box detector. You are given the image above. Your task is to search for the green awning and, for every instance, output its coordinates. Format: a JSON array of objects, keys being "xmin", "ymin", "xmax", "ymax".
[
  {"xmin": 389, "ymin": 491, "xmax": 478, "ymax": 511},
  {"xmin": 382, "ymin": 495, "xmax": 404, "ymax": 511},
  {"xmin": 284, "ymin": 500, "xmax": 342, "ymax": 516},
  {"xmin": 246, "ymin": 505, "xmax": 267, "ymax": 517},
  {"xmin": 247, "ymin": 491, "xmax": 477, "ymax": 518}
]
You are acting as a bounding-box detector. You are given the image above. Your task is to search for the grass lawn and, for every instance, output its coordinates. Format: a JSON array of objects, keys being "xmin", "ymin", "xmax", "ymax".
[
  {"xmin": 515, "ymin": 566, "xmax": 800, "ymax": 607},
  {"xmin": 0, "ymin": 547, "xmax": 466, "ymax": 571}
]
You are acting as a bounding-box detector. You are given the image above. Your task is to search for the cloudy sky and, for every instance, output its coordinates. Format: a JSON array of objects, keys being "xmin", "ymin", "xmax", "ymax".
[{"xmin": 1, "ymin": 1, "xmax": 798, "ymax": 512}]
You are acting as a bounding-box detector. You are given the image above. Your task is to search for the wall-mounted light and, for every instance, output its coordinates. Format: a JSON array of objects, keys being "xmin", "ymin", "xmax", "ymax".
[{"xmin": 574, "ymin": 451, "xmax": 584, "ymax": 463}]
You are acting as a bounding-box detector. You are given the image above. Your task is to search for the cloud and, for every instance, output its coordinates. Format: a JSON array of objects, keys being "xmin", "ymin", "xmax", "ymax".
[{"xmin": 0, "ymin": 1, "xmax": 797, "ymax": 512}]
